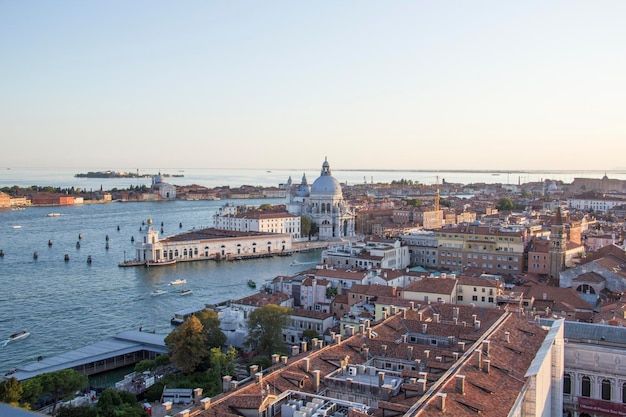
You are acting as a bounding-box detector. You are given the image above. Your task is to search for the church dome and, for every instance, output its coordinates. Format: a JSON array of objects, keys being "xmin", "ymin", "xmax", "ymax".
[
  {"xmin": 296, "ymin": 173, "xmax": 310, "ymax": 197},
  {"xmin": 310, "ymin": 158, "xmax": 342, "ymax": 197}
]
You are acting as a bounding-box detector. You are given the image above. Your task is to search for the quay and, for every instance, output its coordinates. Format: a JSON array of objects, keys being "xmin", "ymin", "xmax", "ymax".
[{"xmin": 4, "ymin": 331, "xmax": 167, "ymax": 383}]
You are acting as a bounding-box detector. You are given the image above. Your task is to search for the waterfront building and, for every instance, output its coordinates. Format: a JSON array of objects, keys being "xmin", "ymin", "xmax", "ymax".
[
  {"xmin": 151, "ymin": 172, "xmax": 176, "ymax": 199},
  {"xmin": 214, "ymin": 203, "xmax": 301, "ymax": 240},
  {"xmin": 134, "ymin": 219, "xmax": 292, "ymax": 263},
  {"xmin": 321, "ymin": 239, "xmax": 410, "ymax": 270},
  {"xmin": 0, "ymin": 191, "xmax": 9, "ymax": 208},
  {"xmin": 286, "ymin": 158, "xmax": 355, "ymax": 240}
]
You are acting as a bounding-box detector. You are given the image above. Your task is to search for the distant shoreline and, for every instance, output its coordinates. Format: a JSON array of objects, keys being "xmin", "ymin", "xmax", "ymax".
[{"xmin": 74, "ymin": 170, "xmax": 184, "ymax": 179}]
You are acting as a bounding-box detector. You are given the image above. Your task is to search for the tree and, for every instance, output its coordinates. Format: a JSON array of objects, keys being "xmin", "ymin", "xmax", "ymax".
[
  {"xmin": 165, "ymin": 315, "xmax": 209, "ymax": 374},
  {"xmin": 96, "ymin": 388, "xmax": 147, "ymax": 417},
  {"xmin": 245, "ymin": 304, "xmax": 292, "ymax": 358},
  {"xmin": 406, "ymin": 198, "xmax": 421, "ymax": 207},
  {"xmin": 496, "ymin": 197, "xmax": 515, "ymax": 211},
  {"xmin": 439, "ymin": 198, "xmax": 451, "ymax": 208},
  {"xmin": 258, "ymin": 204, "xmax": 272, "ymax": 211},
  {"xmin": 301, "ymin": 216, "xmax": 312, "ymax": 237},
  {"xmin": 0, "ymin": 377, "xmax": 23, "ymax": 405},
  {"xmin": 302, "ymin": 329, "xmax": 320, "ymax": 342},
  {"xmin": 56, "ymin": 405, "xmax": 98, "ymax": 417},
  {"xmin": 39, "ymin": 369, "xmax": 88, "ymax": 415},
  {"xmin": 195, "ymin": 309, "xmax": 226, "ymax": 349},
  {"xmin": 20, "ymin": 377, "xmax": 42, "ymax": 409},
  {"xmin": 134, "ymin": 359, "xmax": 156, "ymax": 374}
]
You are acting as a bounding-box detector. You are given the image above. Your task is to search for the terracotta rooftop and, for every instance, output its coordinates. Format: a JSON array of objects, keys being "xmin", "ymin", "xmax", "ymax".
[{"xmin": 405, "ymin": 278, "xmax": 458, "ymax": 295}]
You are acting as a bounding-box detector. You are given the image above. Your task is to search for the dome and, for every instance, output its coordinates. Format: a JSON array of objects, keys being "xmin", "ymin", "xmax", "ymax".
[
  {"xmin": 310, "ymin": 158, "xmax": 342, "ymax": 197},
  {"xmin": 296, "ymin": 173, "xmax": 310, "ymax": 197}
]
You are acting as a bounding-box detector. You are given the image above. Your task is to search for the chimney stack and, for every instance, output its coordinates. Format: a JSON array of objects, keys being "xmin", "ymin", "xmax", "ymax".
[
  {"xmin": 482, "ymin": 340, "xmax": 491, "ymax": 356},
  {"xmin": 378, "ymin": 372, "xmax": 385, "ymax": 387},
  {"xmin": 458, "ymin": 341, "xmax": 466, "ymax": 352},
  {"xmin": 437, "ymin": 393, "xmax": 447, "ymax": 411},
  {"xmin": 417, "ymin": 378, "xmax": 427, "ymax": 395},
  {"xmin": 422, "ymin": 323, "xmax": 428, "ymax": 334},
  {"xmin": 434, "ymin": 313, "xmax": 440, "ymax": 323},
  {"xmin": 302, "ymin": 357, "xmax": 310, "ymax": 373},
  {"xmin": 301, "ymin": 341, "xmax": 308, "ymax": 353},
  {"xmin": 291, "ymin": 345, "xmax": 300, "ymax": 357},
  {"xmin": 249, "ymin": 365, "xmax": 259, "ymax": 377},
  {"xmin": 407, "ymin": 346, "xmax": 413, "ymax": 360},
  {"xmin": 474, "ymin": 320, "xmax": 481, "ymax": 330},
  {"xmin": 483, "ymin": 359, "xmax": 491, "ymax": 374},
  {"xmin": 504, "ymin": 331, "xmax": 510, "ymax": 343},
  {"xmin": 474, "ymin": 349, "xmax": 482, "ymax": 369},
  {"xmin": 255, "ymin": 372, "xmax": 263, "ymax": 384},
  {"xmin": 456, "ymin": 375, "xmax": 465, "ymax": 394},
  {"xmin": 222, "ymin": 375, "xmax": 232, "ymax": 392},
  {"xmin": 313, "ymin": 370, "xmax": 321, "ymax": 391},
  {"xmin": 272, "ymin": 354, "xmax": 280, "ymax": 364}
]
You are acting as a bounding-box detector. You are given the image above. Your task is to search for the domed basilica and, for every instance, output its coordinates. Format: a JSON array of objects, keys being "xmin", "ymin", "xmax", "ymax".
[{"xmin": 286, "ymin": 158, "xmax": 355, "ymax": 240}]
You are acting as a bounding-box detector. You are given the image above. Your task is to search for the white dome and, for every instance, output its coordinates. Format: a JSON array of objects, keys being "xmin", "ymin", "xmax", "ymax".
[{"xmin": 310, "ymin": 158, "xmax": 342, "ymax": 197}]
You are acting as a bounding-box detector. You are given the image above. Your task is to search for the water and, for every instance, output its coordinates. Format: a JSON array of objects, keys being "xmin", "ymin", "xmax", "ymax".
[
  {"xmin": 3, "ymin": 167, "xmax": 626, "ymax": 191},
  {"xmin": 0, "ymin": 198, "xmax": 322, "ymax": 373},
  {"xmin": 2, "ymin": 166, "xmax": 625, "ymax": 374}
]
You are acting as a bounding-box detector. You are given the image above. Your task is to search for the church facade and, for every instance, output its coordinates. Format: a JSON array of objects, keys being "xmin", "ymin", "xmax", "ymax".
[{"xmin": 286, "ymin": 158, "xmax": 355, "ymax": 240}]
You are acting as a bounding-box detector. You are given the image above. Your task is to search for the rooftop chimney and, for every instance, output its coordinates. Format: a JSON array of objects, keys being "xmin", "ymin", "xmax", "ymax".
[
  {"xmin": 302, "ymin": 357, "xmax": 310, "ymax": 373},
  {"xmin": 422, "ymin": 323, "xmax": 428, "ymax": 334},
  {"xmin": 378, "ymin": 371, "xmax": 385, "ymax": 386},
  {"xmin": 291, "ymin": 345, "xmax": 300, "ymax": 356},
  {"xmin": 504, "ymin": 331, "xmax": 510, "ymax": 343},
  {"xmin": 255, "ymin": 372, "xmax": 263, "ymax": 384},
  {"xmin": 456, "ymin": 374, "xmax": 465, "ymax": 395},
  {"xmin": 434, "ymin": 313, "xmax": 440, "ymax": 323},
  {"xmin": 222, "ymin": 375, "xmax": 232, "ymax": 392},
  {"xmin": 474, "ymin": 320, "xmax": 481, "ymax": 330},
  {"xmin": 437, "ymin": 393, "xmax": 447, "ymax": 411},
  {"xmin": 482, "ymin": 340, "xmax": 491, "ymax": 356},
  {"xmin": 483, "ymin": 359, "xmax": 491, "ymax": 374},
  {"xmin": 407, "ymin": 346, "xmax": 413, "ymax": 360},
  {"xmin": 301, "ymin": 341, "xmax": 308, "ymax": 353},
  {"xmin": 453, "ymin": 307, "xmax": 459, "ymax": 319},
  {"xmin": 458, "ymin": 341, "xmax": 466, "ymax": 352},
  {"xmin": 474, "ymin": 349, "xmax": 482, "ymax": 369},
  {"xmin": 272, "ymin": 354, "xmax": 280, "ymax": 364},
  {"xmin": 417, "ymin": 378, "xmax": 427, "ymax": 395},
  {"xmin": 313, "ymin": 370, "xmax": 321, "ymax": 391},
  {"xmin": 249, "ymin": 364, "xmax": 259, "ymax": 377},
  {"xmin": 200, "ymin": 398, "xmax": 211, "ymax": 410}
]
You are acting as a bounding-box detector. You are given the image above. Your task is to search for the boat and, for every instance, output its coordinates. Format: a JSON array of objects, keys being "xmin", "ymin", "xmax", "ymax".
[
  {"xmin": 179, "ymin": 289, "xmax": 193, "ymax": 296},
  {"xmin": 46, "ymin": 213, "xmax": 61, "ymax": 217},
  {"xmin": 3, "ymin": 330, "xmax": 30, "ymax": 346},
  {"xmin": 11, "ymin": 225, "xmax": 22, "ymax": 229},
  {"xmin": 145, "ymin": 259, "xmax": 176, "ymax": 267},
  {"xmin": 248, "ymin": 280, "xmax": 257, "ymax": 289},
  {"xmin": 150, "ymin": 289, "xmax": 167, "ymax": 297},
  {"xmin": 9, "ymin": 330, "xmax": 29, "ymax": 341},
  {"xmin": 169, "ymin": 278, "xmax": 187, "ymax": 285}
]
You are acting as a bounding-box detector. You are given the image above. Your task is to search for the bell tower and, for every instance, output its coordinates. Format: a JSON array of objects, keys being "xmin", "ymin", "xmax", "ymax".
[{"xmin": 549, "ymin": 208, "xmax": 567, "ymax": 284}]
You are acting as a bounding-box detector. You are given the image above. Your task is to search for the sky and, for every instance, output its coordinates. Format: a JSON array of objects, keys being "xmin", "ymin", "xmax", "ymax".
[{"xmin": 1, "ymin": 1, "xmax": 625, "ymax": 171}]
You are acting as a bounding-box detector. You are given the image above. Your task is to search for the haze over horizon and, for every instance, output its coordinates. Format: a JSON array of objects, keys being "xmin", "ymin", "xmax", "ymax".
[{"xmin": 1, "ymin": 1, "xmax": 625, "ymax": 171}]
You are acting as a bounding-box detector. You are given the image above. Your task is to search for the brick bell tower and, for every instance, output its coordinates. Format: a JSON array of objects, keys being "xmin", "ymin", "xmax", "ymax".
[{"xmin": 549, "ymin": 207, "xmax": 567, "ymax": 285}]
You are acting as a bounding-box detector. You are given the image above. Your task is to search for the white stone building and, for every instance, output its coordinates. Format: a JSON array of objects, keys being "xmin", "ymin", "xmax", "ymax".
[
  {"xmin": 214, "ymin": 203, "xmax": 302, "ymax": 240},
  {"xmin": 151, "ymin": 172, "xmax": 176, "ymax": 199},
  {"xmin": 286, "ymin": 158, "xmax": 355, "ymax": 240}
]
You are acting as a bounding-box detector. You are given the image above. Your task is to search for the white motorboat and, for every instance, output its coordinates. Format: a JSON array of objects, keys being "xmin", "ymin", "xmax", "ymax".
[
  {"xmin": 169, "ymin": 279, "xmax": 186, "ymax": 285},
  {"xmin": 179, "ymin": 289, "xmax": 193, "ymax": 296},
  {"xmin": 150, "ymin": 289, "xmax": 167, "ymax": 297},
  {"xmin": 3, "ymin": 330, "xmax": 30, "ymax": 347},
  {"xmin": 46, "ymin": 213, "xmax": 61, "ymax": 217}
]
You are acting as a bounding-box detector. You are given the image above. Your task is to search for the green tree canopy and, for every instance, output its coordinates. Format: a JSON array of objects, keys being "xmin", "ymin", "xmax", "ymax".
[
  {"xmin": 301, "ymin": 216, "xmax": 312, "ymax": 237},
  {"xmin": 19, "ymin": 377, "xmax": 42, "ymax": 409},
  {"xmin": 302, "ymin": 329, "xmax": 320, "ymax": 342},
  {"xmin": 258, "ymin": 204, "xmax": 272, "ymax": 210},
  {"xmin": 406, "ymin": 198, "xmax": 422, "ymax": 207},
  {"xmin": 165, "ymin": 315, "xmax": 209, "ymax": 374},
  {"xmin": 39, "ymin": 369, "xmax": 88, "ymax": 415},
  {"xmin": 496, "ymin": 197, "xmax": 515, "ymax": 211},
  {"xmin": 0, "ymin": 377, "xmax": 23, "ymax": 405},
  {"xmin": 245, "ymin": 304, "xmax": 292, "ymax": 358},
  {"xmin": 195, "ymin": 309, "xmax": 227, "ymax": 349},
  {"xmin": 96, "ymin": 388, "xmax": 147, "ymax": 417}
]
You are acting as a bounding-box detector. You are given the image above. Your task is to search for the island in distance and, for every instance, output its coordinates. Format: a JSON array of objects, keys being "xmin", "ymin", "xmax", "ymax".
[{"xmin": 74, "ymin": 170, "xmax": 183, "ymax": 178}]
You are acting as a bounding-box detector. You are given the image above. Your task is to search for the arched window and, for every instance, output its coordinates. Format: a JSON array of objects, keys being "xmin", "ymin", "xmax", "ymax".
[
  {"xmin": 622, "ymin": 382, "xmax": 626, "ymax": 404},
  {"xmin": 174, "ymin": 250, "xmax": 179, "ymax": 257},
  {"xmin": 563, "ymin": 374, "xmax": 571, "ymax": 395},
  {"xmin": 581, "ymin": 376, "xmax": 591, "ymax": 397},
  {"xmin": 602, "ymin": 379, "xmax": 611, "ymax": 401}
]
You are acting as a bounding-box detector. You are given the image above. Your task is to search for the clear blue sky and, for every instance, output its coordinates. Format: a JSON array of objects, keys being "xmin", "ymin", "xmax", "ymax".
[{"xmin": 1, "ymin": 1, "xmax": 625, "ymax": 170}]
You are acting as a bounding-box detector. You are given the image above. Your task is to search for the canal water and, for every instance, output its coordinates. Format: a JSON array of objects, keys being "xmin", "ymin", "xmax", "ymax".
[{"xmin": 0, "ymin": 199, "xmax": 322, "ymax": 373}]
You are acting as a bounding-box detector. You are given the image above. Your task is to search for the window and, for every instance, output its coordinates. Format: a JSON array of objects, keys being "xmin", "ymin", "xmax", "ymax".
[
  {"xmin": 581, "ymin": 376, "xmax": 591, "ymax": 397},
  {"xmin": 481, "ymin": 296, "xmax": 485, "ymax": 302},
  {"xmin": 563, "ymin": 374, "xmax": 571, "ymax": 395},
  {"xmin": 457, "ymin": 296, "xmax": 464, "ymax": 301},
  {"xmin": 602, "ymin": 379, "xmax": 612, "ymax": 401},
  {"xmin": 622, "ymin": 382, "xmax": 626, "ymax": 404},
  {"xmin": 488, "ymin": 297, "xmax": 494, "ymax": 303},
  {"xmin": 472, "ymin": 296, "xmax": 478, "ymax": 301}
]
